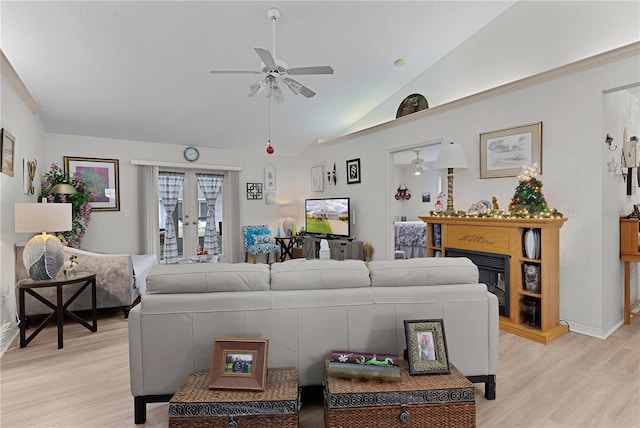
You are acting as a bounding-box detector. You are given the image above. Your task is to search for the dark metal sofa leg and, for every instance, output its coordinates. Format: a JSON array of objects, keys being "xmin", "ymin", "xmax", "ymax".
[
  {"xmin": 485, "ymin": 375, "xmax": 496, "ymax": 400},
  {"xmin": 134, "ymin": 396, "xmax": 146, "ymax": 424}
]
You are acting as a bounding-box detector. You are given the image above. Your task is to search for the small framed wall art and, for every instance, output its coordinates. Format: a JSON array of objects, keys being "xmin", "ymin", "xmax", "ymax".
[
  {"xmin": 404, "ymin": 319, "xmax": 450, "ymax": 375},
  {"xmin": 311, "ymin": 165, "xmax": 324, "ymax": 192},
  {"xmin": 1, "ymin": 128, "xmax": 15, "ymax": 177},
  {"xmin": 246, "ymin": 182, "xmax": 263, "ymax": 200},
  {"xmin": 208, "ymin": 338, "xmax": 269, "ymax": 391},
  {"xmin": 346, "ymin": 158, "xmax": 361, "ymax": 184},
  {"xmin": 264, "ymin": 166, "xmax": 276, "ymax": 191}
]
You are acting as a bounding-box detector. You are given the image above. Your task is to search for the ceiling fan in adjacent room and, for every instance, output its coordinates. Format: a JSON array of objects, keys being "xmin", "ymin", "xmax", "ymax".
[
  {"xmin": 412, "ymin": 150, "xmax": 426, "ymax": 176},
  {"xmin": 208, "ymin": 7, "xmax": 334, "ymax": 103}
]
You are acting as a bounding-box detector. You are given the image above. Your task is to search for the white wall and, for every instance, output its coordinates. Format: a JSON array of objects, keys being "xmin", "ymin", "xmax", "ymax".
[
  {"xmin": 298, "ymin": 51, "xmax": 640, "ymax": 338},
  {"xmin": 393, "ymin": 165, "xmax": 441, "ymax": 221},
  {"xmin": 342, "ymin": 0, "xmax": 640, "ymax": 136},
  {"xmin": 43, "ymin": 133, "xmax": 302, "ymax": 254},
  {"xmin": 0, "ymin": 72, "xmax": 46, "ymax": 349}
]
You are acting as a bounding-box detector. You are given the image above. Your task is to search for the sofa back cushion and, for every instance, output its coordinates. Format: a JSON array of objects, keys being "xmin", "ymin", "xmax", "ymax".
[
  {"xmin": 368, "ymin": 257, "xmax": 478, "ymax": 287},
  {"xmin": 146, "ymin": 263, "xmax": 270, "ymax": 293},
  {"xmin": 270, "ymin": 259, "xmax": 371, "ymax": 290}
]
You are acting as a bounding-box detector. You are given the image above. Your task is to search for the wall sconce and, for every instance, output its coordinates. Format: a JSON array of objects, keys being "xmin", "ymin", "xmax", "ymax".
[
  {"xmin": 395, "ymin": 185, "xmax": 411, "ymax": 200},
  {"xmin": 327, "ymin": 162, "xmax": 336, "ymax": 185},
  {"xmin": 605, "ymin": 133, "xmax": 617, "ymax": 151}
]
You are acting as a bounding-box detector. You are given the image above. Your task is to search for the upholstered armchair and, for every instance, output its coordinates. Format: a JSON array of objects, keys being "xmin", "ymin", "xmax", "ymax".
[{"xmin": 242, "ymin": 225, "xmax": 280, "ymax": 263}]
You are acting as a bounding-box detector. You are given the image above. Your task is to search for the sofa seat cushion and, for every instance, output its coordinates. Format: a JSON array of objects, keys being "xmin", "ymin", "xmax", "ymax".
[
  {"xmin": 270, "ymin": 259, "xmax": 371, "ymax": 290},
  {"xmin": 146, "ymin": 263, "xmax": 270, "ymax": 293},
  {"xmin": 368, "ymin": 257, "xmax": 478, "ymax": 287}
]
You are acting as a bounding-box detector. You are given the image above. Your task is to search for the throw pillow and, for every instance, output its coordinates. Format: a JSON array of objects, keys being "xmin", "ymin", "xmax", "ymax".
[{"xmin": 252, "ymin": 234, "xmax": 272, "ymax": 244}]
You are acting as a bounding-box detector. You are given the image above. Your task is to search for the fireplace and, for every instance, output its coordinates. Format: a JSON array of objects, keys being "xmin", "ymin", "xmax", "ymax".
[{"xmin": 445, "ymin": 248, "xmax": 510, "ymax": 317}]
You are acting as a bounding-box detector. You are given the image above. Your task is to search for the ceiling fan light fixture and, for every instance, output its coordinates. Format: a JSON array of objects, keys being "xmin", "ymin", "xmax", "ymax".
[{"xmin": 413, "ymin": 165, "xmax": 424, "ymax": 176}]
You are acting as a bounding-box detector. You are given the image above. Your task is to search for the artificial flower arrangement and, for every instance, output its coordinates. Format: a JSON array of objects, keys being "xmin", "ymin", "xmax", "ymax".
[{"xmin": 40, "ymin": 162, "xmax": 92, "ymax": 247}]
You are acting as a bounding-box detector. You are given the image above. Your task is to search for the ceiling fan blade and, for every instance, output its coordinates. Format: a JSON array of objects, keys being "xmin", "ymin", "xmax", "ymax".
[
  {"xmin": 283, "ymin": 77, "xmax": 316, "ymax": 98},
  {"xmin": 254, "ymin": 48, "xmax": 277, "ymax": 70},
  {"xmin": 287, "ymin": 66, "xmax": 334, "ymax": 75},
  {"xmin": 209, "ymin": 70, "xmax": 262, "ymax": 75}
]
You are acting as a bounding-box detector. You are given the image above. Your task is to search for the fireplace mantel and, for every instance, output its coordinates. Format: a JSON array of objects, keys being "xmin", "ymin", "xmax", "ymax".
[{"xmin": 419, "ymin": 215, "xmax": 567, "ymax": 344}]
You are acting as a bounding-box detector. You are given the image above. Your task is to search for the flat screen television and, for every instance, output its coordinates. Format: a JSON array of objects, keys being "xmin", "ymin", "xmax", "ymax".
[{"xmin": 304, "ymin": 197, "xmax": 351, "ymax": 238}]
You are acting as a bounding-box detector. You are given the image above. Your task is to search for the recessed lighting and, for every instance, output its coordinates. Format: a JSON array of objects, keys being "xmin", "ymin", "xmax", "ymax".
[{"xmin": 394, "ymin": 58, "xmax": 405, "ymax": 67}]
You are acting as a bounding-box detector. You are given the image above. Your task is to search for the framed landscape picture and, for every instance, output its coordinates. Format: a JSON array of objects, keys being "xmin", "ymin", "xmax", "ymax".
[
  {"xmin": 480, "ymin": 122, "xmax": 542, "ymax": 179},
  {"xmin": 64, "ymin": 157, "xmax": 120, "ymax": 211},
  {"xmin": 208, "ymin": 338, "xmax": 269, "ymax": 391}
]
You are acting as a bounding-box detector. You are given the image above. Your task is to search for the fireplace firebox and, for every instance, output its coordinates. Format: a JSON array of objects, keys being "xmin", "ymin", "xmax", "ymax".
[{"xmin": 445, "ymin": 248, "xmax": 510, "ymax": 317}]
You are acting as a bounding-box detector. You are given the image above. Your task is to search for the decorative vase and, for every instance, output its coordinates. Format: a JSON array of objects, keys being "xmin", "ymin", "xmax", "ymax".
[
  {"xmin": 523, "ymin": 263, "xmax": 540, "ymax": 293},
  {"xmin": 524, "ymin": 228, "xmax": 539, "ymax": 259}
]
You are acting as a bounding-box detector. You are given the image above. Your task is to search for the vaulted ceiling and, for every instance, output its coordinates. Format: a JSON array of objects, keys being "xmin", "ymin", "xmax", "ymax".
[{"xmin": 1, "ymin": 1, "xmax": 516, "ymax": 156}]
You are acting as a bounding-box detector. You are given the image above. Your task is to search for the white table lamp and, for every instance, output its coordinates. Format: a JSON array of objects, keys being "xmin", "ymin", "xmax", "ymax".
[
  {"xmin": 434, "ymin": 141, "xmax": 468, "ymax": 212},
  {"xmin": 15, "ymin": 203, "xmax": 72, "ymax": 280}
]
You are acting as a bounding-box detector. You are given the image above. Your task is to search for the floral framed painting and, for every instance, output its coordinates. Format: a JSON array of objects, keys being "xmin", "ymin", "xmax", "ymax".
[
  {"xmin": 404, "ymin": 319, "xmax": 450, "ymax": 375},
  {"xmin": 208, "ymin": 338, "xmax": 269, "ymax": 391},
  {"xmin": 480, "ymin": 122, "xmax": 542, "ymax": 179},
  {"xmin": 64, "ymin": 156, "xmax": 120, "ymax": 211}
]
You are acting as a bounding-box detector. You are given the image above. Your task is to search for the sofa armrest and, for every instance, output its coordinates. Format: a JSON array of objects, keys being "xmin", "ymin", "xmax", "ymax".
[{"xmin": 128, "ymin": 305, "xmax": 143, "ymax": 396}]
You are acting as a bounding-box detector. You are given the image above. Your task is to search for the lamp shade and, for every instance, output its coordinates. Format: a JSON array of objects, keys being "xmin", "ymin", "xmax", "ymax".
[
  {"xmin": 15, "ymin": 203, "xmax": 72, "ymax": 233},
  {"xmin": 15, "ymin": 203, "xmax": 72, "ymax": 280},
  {"xmin": 434, "ymin": 141, "xmax": 469, "ymax": 170}
]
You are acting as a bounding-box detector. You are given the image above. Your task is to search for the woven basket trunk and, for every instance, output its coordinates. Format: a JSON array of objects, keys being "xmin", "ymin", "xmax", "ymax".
[
  {"xmin": 324, "ymin": 402, "xmax": 475, "ymax": 428},
  {"xmin": 169, "ymin": 369, "xmax": 299, "ymax": 428},
  {"xmin": 324, "ymin": 360, "xmax": 475, "ymax": 428},
  {"xmin": 169, "ymin": 414, "xmax": 298, "ymax": 428}
]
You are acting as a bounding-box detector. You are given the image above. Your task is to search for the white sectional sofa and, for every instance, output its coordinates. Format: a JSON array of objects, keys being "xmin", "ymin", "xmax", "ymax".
[{"xmin": 128, "ymin": 257, "xmax": 499, "ymax": 424}]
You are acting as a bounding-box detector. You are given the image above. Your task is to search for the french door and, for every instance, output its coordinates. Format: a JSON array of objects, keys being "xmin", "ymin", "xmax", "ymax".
[{"xmin": 159, "ymin": 170, "xmax": 223, "ymax": 263}]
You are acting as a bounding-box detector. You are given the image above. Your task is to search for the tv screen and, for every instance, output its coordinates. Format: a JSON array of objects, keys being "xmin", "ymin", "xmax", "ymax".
[{"xmin": 304, "ymin": 197, "xmax": 351, "ymax": 238}]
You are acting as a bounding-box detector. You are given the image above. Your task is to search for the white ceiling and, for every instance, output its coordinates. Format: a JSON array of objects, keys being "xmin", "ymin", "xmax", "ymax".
[{"xmin": 1, "ymin": 1, "xmax": 516, "ymax": 156}]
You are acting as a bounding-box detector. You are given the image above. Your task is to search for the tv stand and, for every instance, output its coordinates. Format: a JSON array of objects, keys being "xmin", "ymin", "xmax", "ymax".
[{"xmin": 302, "ymin": 236, "xmax": 364, "ymax": 260}]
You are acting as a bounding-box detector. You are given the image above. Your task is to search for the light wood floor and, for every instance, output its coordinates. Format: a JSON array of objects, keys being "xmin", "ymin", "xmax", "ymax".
[{"xmin": 1, "ymin": 308, "xmax": 638, "ymax": 427}]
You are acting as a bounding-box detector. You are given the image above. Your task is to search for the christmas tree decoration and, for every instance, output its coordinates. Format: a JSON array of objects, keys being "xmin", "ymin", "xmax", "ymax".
[{"xmin": 508, "ymin": 163, "xmax": 550, "ymax": 216}]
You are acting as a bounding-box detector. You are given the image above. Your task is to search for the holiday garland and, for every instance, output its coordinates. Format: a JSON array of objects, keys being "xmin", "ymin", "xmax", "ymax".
[
  {"xmin": 40, "ymin": 162, "xmax": 92, "ymax": 247},
  {"xmin": 430, "ymin": 164, "xmax": 563, "ymax": 219}
]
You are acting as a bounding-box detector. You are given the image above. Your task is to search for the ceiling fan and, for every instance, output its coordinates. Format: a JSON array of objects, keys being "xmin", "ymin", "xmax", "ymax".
[
  {"xmin": 412, "ymin": 150, "xmax": 426, "ymax": 176},
  {"xmin": 208, "ymin": 7, "xmax": 334, "ymax": 103}
]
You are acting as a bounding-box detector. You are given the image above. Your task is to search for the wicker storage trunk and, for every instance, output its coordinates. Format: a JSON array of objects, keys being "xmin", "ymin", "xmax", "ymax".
[
  {"xmin": 324, "ymin": 360, "xmax": 475, "ymax": 428},
  {"xmin": 169, "ymin": 369, "xmax": 300, "ymax": 428}
]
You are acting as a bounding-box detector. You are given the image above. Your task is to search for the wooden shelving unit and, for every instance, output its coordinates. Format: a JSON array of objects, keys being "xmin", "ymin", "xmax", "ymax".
[{"xmin": 419, "ymin": 216, "xmax": 568, "ymax": 344}]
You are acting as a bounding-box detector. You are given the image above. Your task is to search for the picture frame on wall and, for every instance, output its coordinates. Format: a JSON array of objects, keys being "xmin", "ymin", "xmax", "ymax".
[
  {"xmin": 480, "ymin": 122, "xmax": 542, "ymax": 179},
  {"xmin": 64, "ymin": 156, "xmax": 120, "ymax": 211},
  {"xmin": 265, "ymin": 166, "xmax": 276, "ymax": 191},
  {"xmin": 1, "ymin": 128, "xmax": 15, "ymax": 177},
  {"xmin": 346, "ymin": 158, "xmax": 361, "ymax": 184},
  {"xmin": 311, "ymin": 165, "xmax": 324, "ymax": 192},
  {"xmin": 246, "ymin": 182, "xmax": 263, "ymax": 200},
  {"xmin": 208, "ymin": 338, "xmax": 269, "ymax": 391},
  {"xmin": 404, "ymin": 319, "xmax": 450, "ymax": 375}
]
